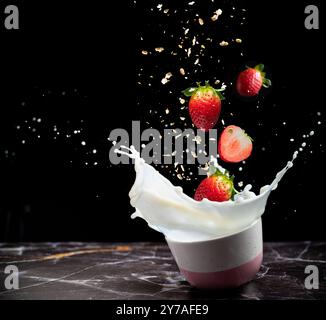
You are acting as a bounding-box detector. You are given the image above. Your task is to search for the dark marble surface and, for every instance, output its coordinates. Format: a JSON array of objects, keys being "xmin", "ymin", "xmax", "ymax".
[{"xmin": 0, "ymin": 242, "xmax": 325, "ymax": 300}]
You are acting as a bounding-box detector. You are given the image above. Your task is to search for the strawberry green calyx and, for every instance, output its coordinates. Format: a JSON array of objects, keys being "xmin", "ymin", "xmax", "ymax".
[
  {"xmin": 244, "ymin": 131, "xmax": 254, "ymax": 142},
  {"xmin": 182, "ymin": 87, "xmax": 197, "ymax": 97},
  {"xmin": 182, "ymin": 81, "xmax": 225, "ymax": 100},
  {"xmin": 228, "ymin": 126, "xmax": 253, "ymax": 142},
  {"xmin": 207, "ymin": 163, "xmax": 237, "ymax": 199},
  {"xmin": 253, "ymin": 64, "xmax": 272, "ymax": 88},
  {"xmin": 254, "ymin": 64, "xmax": 265, "ymax": 72}
]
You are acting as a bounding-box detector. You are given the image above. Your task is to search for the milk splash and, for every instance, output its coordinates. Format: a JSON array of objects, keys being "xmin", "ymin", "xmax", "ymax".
[{"xmin": 115, "ymin": 146, "xmax": 298, "ymax": 242}]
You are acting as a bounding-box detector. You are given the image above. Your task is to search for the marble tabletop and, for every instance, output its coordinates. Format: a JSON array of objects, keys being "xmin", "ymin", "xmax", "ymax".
[{"xmin": 0, "ymin": 242, "xmax": 325, "ymax": 300}]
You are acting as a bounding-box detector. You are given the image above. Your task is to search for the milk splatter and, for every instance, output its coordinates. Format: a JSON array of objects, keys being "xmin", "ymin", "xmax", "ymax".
[{"xmin": 115, "ymin": 145, "xmax": 298, "ymax": 242}]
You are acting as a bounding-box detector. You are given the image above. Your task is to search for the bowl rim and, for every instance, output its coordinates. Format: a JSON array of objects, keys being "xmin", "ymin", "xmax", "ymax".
[{"xmin": 165, "ymin": 217, "xmax": 262, "ymax": 245}]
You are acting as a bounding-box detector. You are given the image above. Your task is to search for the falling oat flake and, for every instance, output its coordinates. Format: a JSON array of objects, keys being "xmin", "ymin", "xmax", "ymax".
[
  {"xmin": 155, "ymin": 47, "xmax": 165, "ymax": 53},
  {"xmin": 219, "ymin": 41, "xmax": 229, "ymax": 47},
  {"xmin": 161, "ymin": 72, "xmax": 173, "ymax": 84},
  {"xmin": 211, "ymin": 9, "xmax": 223, "ymax": 22}
]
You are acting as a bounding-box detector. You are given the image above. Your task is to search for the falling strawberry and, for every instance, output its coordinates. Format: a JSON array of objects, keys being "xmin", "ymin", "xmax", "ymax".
[
  {"xmin": 236, "ymin": 64, "xmax": 271, "ymax": 97},
  {"xmin": 194, "ymin": 166, "xmax": 235, "ymax": 202},
  {"xmin": 182, "ymin": 81, "xmax": 224, "ymax": 131},
  {"xmin": 218, "ymin": 125, "xmax": 253, "ymax": 163}
]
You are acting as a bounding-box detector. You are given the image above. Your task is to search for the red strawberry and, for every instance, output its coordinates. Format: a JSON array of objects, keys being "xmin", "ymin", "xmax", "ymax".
[
  {"xmin": 218, "ymin": 125, "xmax": 253, "ymax": 163},
  {"xmin": 182, "ymin": 82, "xmax": 224, "ymax": 131},
  {"xmin": 236, "ymin": 64, "xmax": 271, "ymax": 97},
  {"xmin": 194, "ymin": 167, "xmax": 235, "ymax": 202}
]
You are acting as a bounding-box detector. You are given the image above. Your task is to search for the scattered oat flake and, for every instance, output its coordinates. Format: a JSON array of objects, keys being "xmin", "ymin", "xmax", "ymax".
[
  {"xmin": 191, "ymin": 151, "xmax": 198, "ymax": 158},
  {"xmin": 198, "ymin": 18, "xmax": 204, "ymax": 25},
  {"xmin": 219, "ymin": 41, "xmax": 229, "ymax": 47},
  {"xmin": 235, "ymin": 38, "xmax": 242, "ymax": 43},
  {"xmin": 211, "ymin": 9, "xmax": 222, "ymax": 21},
  {"xmin": 179, "ymin": 97, "xmax": 185, "ymax": 104},
  {"xmin": 141, "ymin": 50, "xmax": 148, "ymax": 55},
  {"xmin": 180, "ymin": 117, "xmax": 186, "ymax": 121},
  {"xmin": 180, "ymin": 68, "xmax": 185, "ymax": 76},
  {"xmin": 165, "ymin": 108, "xmax": 170, "ymax": 114},
  {"xmin": 193, "ymin": 135, "xmax": 202, "ymax": 144},
  {"xmin": 202, "ymin": 163, "xmax": 209, "ymax": 171},
  {"xmin": 161, "ymin": 72, "xmax": 173, "ymax": 84},
  {"xmin": 155, "ymin": 47, "xmax": 164, "ymax": 52},
  {"xmin": 177, "ymin": 174, "xmax": 183, "ymax": 180}
]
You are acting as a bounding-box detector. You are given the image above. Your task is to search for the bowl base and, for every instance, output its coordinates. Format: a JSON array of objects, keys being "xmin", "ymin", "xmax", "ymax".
[{"xmin": 180, "ymin": 251, "xmax": 263, "ymax": 289}]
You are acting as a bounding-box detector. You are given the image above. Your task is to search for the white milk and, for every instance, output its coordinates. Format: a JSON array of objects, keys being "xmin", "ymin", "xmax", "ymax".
[{"xmin": 115, "ymin": 146, "xmax": 298, "ymax": 242}]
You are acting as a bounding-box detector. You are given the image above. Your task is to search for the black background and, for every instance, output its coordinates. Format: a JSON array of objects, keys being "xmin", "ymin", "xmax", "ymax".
[{"xmin": 0, "ymin": 0, "xmax": 325, "ymax": 242}]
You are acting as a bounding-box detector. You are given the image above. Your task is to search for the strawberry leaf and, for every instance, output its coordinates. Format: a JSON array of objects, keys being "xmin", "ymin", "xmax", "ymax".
[
  {"xmin": 246, "ymin": 133, "xmax": 254, "ymax": 142},
  {"xmin": 231, "ymin": 186, "xmax": 239, "ymax": 200},
  {"xmin": 262, "ymin": 78, "xmax": 272, "ymax": 88},
  {"xmin": 255, "ymin": 64, "xmax": 264, "ymax": 72},
  {"xmin": 214, "ymin": 89, "xmax": 225, "ymax": 100},
  {"xmin": 182, "ymin": 87, "xmax": 197, "ymax": 97}
]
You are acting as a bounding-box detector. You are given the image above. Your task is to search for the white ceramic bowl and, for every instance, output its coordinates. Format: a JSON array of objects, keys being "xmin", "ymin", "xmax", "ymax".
[{"xmin": 166, "ymin": 218, "xmax": 263, "ymax": 289}]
